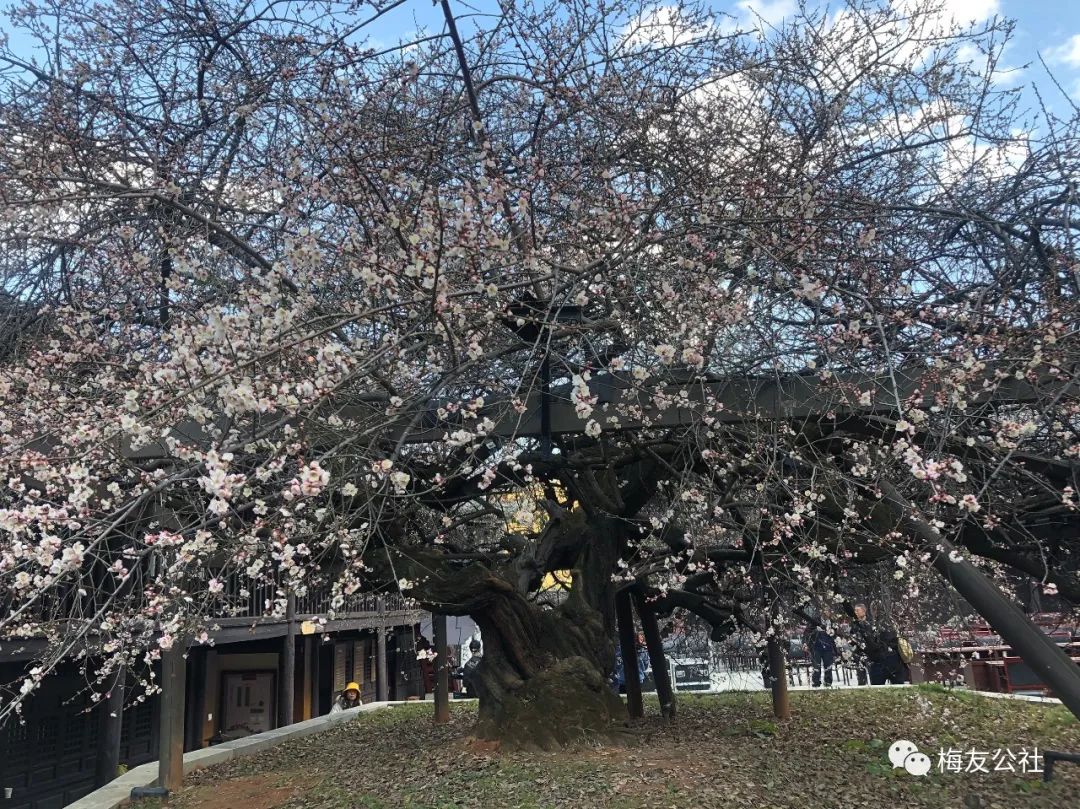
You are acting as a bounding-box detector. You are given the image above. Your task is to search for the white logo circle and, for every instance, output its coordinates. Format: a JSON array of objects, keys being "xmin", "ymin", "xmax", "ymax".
[
  {"xmin": 888, "ymin": 739, "xmax": 919, "ymax": 769},
  {"xmin": 904, "ymin": 752, "xmax": 932, "ymax": 776}
]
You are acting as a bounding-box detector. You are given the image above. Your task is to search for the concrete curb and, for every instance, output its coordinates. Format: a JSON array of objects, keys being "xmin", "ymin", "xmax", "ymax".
[
  {"xmin": 65, "ymin": 700, "xmax": 418, "ymax": 809},
  {"xmin": 963, "ymin": 688, "xmax": 1063, "ymax": 705}
]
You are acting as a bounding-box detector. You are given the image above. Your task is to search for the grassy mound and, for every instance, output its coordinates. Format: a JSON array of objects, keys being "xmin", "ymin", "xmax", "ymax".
[{"xmin": 165, "ymin": 687, "xmax": 1080, "ymax": 808}]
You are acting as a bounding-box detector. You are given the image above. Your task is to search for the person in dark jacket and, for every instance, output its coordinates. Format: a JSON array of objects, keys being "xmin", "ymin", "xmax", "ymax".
[
  {"xmin": 461, "ymin": 638, "xmax": 482, "ymax": 697},
  {"xmin": 849, "ymin": 603, "xmax": 875, "ymax": 685},
  {"xmin": 870, "ymin": 626, "xmax": 911, "ymax": 685},
  {"xmin": 804, "ymin": 623, "xmax": 837, "ymax": 687}
]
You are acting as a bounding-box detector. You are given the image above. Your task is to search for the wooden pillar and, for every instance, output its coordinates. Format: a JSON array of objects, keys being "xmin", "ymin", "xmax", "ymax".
[
  {"xmin": 300, "ymin": 632, "xmax": 313, "ymax": 719},
  {"xmin": 183, "ymin": 647, "xmax": 206, "ymax": 751},
  {"xmin": 278, "ymin": 593, "xmax": 296, "ymax": 728},
  {"xmin": 157, "ymin": 644, "xmax": 186, "ymax": 792},
  {"xmin": 95, "ymin": 667, "xmax": 125, "ymax": 787},
  {"xmin": 433, "ymin": 613, "xmax": 450, "ymax": 724},
  {"xmin": 376, "ymin": 599, "xmax": 389, "ymax": 703},
  {"xmin": 308, "ymin": 635, "xmax": 321, "ymax": 717},
  {"xmin": 615, "ymin": 590, "xmax": 643, "ymax": 719},
  {"xmin": 767, "ymin": 635, "xmax": 791, "ymax": 720},
  {"xmin": 632, "ymin": 589, "xmax": 675, "ymax": 719}
]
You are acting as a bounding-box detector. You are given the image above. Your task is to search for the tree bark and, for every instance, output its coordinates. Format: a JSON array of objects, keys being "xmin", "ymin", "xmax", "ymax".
[
  {"xmin": 405, "ymin": 516, "xmax": 626, "ymax": 749},
  {"xmin": 462, "ymin": 577, "xmax": 622, "ymax": 748}
]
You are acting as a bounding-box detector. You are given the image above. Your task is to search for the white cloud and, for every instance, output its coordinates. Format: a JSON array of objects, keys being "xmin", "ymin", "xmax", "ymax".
[
  {"xmin": 1046, "ymin": 33, "xmax": 1080, "ymax": 68},
  {"xmin": 892, "ymin": 0, "xmax": 1000, "ymax": 26},
  {"xmin": 736, "ymin": 0, "xmax": 797, "ymax": 27},
  {"xmin": 621, "ymin": 5, "xmax": 718, "ymax": 49},
  {"xmin": 933, "ymin": 0, "xmax": 1000, "ymax": 24}
]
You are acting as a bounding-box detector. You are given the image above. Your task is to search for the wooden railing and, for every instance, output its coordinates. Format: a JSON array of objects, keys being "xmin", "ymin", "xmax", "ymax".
[
  {"xmin": 214, "ymin": 570, "xmax": 407, "ymax": 621},
  {"xmin": 4, "ymin": 568, "xmax": 409, "ymax": 634}
]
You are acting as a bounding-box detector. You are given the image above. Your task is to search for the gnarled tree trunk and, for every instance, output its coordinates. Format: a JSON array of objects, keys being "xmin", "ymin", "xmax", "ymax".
[
  {"xmin": 404, "ymin": 516, "xmax": 627, "ymax": 748},
  {"xmin": 467, "ymin": 579, "xmax": 623, "ymax": 749}
]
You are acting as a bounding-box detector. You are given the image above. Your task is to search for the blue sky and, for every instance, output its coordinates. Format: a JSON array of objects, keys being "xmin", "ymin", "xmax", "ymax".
[{"xmin": 3, "ymin": 0, "xmax": 1080, "ymax": 108}]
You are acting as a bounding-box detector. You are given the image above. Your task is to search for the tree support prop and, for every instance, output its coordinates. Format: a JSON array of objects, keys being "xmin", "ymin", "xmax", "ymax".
[
  {"xmin": 632, "ymin": 588, "xmax": 675, "ymax": 719},
  {"xmin": 881, "ymin": 481, "xmax": 1080, "ymax": 721},
  {"xmin": 766, "ymin": 635, "xmax": 791, "ymax": 720},
  {"xmin": 433, "ymin": 613, "xmax": 450, "ymax": 724},
  {"xmin": 615, "ymin": 589, "xmax": 643, "ymax": 719}
]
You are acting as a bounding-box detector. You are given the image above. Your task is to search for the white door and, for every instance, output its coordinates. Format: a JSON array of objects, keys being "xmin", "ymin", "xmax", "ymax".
[{"xmin": 222, "ymin": 672, "xmax": 275, "ymax": 736}]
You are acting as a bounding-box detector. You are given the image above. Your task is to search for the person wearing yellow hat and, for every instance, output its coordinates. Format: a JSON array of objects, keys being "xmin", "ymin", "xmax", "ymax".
[{"xmin": 329, "ymin": 681, "xmax": 362, "ymax": 713}]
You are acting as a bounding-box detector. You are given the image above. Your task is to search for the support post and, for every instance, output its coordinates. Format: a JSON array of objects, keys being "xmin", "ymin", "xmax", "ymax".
[
  {"xmin": 433, "ymin": 613, "xmax": 450, "ymax": 724},
  {"xmin": 300, "ymin": 633, "xmax": 312, "ymax": 719},
  {"xmin": 376, "ymin": 598, "xmax": 389, "ymax": 702},
  {"xmin": 632, "ymin": 589, "xmax": 675, "ymax": 719},
  {"xmin": 183, "ymin": 647, "xmax": 206, "ymax": 751},
  {"xmin": 766, "ymin": 634, "xmax": 791, "ymax": 720},
  {"xmin": 309, "ymin": 635, "xmax": 321, "ymax": 717},
  {"xmin": 278, "ymin": 593, "xmax": 296, "ymax": 728},
  {"xmin": 615, "ymin": 589, "xmax": 644, "ymax": 719},
  {"xmin": 95, "ymin": 667, "xmax": 125, "ymax": 787},
  {"xmin": 157, "ymin": 644, "xmax": 186, "ymax": 793},
  {"xmin": 880, "ymin": 482, "xmax": 1080, "ymax": 720}
]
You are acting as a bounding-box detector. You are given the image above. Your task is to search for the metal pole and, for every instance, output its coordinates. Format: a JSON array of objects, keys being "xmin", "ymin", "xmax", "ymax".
[
  {"xmin": 615, "ymin": 590, "xmax": 643, "ymax": 719},
  {"xmin": 157, "ymin": 645, "xmax": 186, "ymax": 793},
  {"xmin": 880, "ymin": 481, "xmax": 1080, "ymax": 720},
  {"xmin": 278, "ymin": 593, "xmax": 296, "ymax": 727},
  {"xmin": 433, "ymin": 614, "xmax": 450, "ymax": 723}
]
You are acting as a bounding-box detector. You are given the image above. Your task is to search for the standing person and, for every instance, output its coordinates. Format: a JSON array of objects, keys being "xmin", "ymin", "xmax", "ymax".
[
  {"xmin": 849, "ymin": 603, "xmax": 875, "ymax": 685},
  {"xmin": 461, "ymin": 638, "xmax": 483, "ymax": 698},
  {"xmin": 610, "ymin": 643, "xmax": 626, "ymax": 693},
  {"xmin": 871, "ymin": 625, "xmax": 911, "ymax": 685},
  {"xmin": 329, "ymin": 681, "xmax": 362, "ymax": 713},
  {"xmin": 804, "ymin": 621, "xmax": 837, "ymax": 687},
  {"xmin": 635, "ymin": 633, "xmax": 651, "ymax": 687},
  {"xmin": 416, "ymin": 634, "xmax": 436, "ymax": 698}
]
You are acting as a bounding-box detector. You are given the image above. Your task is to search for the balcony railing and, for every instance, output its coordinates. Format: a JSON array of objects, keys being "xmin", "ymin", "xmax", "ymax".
[
  {"xmin": 3, "ymin": 569, "xmax": 409, "ymax": 638},
  {"xmin": 214, "ymin": 571, "xmax": 407, "ymax": 621}
]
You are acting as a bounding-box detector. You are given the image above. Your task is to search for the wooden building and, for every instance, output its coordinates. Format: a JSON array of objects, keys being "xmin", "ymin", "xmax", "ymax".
[{"xmin": 0, "ymin": 592, "xmax": 424, "ymax": 809}]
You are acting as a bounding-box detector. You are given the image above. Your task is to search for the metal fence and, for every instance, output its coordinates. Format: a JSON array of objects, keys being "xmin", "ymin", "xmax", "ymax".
[{"xmin": 714, "ymin": 652, "xmax": 868, "ymax": 688}]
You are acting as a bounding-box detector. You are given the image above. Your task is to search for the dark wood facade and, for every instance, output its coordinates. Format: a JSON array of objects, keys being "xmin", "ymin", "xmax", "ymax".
[{"xmin": 0, "ymin": 607, "xmax": 423, "ymax": 808}]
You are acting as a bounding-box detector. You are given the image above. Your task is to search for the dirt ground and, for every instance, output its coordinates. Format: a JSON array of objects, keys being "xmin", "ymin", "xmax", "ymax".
[{"xmin": 158, "ymin": 687, "xmax": 1080, "ymax": 809}]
